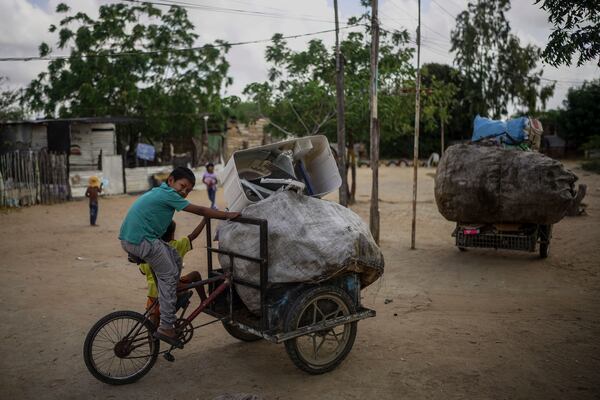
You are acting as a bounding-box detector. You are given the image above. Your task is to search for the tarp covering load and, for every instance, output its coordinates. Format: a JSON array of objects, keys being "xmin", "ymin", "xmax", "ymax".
[
  {"xmin": 472, "ymin": 115, "xmax": 543, "ymax": 150},
  {"xmin": 218, "ymin": 191, "xmax": 384, "ymax": 313},
  {"xmin": 434, "ymin": 143, "xmax": 578, "ymax": 224}
]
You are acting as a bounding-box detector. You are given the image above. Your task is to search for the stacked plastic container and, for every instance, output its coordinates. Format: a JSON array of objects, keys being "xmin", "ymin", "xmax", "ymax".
[{"xmin": 220, "ymin": 135, "xmax": 341, "ymax": 211}]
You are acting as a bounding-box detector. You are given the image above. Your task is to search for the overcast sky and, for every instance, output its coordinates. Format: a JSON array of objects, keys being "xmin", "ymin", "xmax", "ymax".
[{"xmin": 1, "ymin": 0, "xmax": 598, "ymax": 112}]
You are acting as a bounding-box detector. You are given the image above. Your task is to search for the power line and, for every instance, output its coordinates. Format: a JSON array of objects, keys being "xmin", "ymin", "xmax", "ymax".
[
  {"xmin": 0, "ymin": 25, "xmax": 363, "ymax": 62},
  {"xmin": 540, "ymin": 77, "xmax": 587, "ymax": 84},
  {"xmin": 430, "ymin": 0, "xmax": 456, "ymax": 19},
  {"xmin": 120, "ymin": 0, "xmax": 336, "ymax": 24},
  {"xmin": 445, "ymin": 0, "xmax": 466, "ymax": 14}
]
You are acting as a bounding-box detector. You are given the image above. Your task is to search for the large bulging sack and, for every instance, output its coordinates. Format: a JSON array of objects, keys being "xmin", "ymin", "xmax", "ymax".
[
  {"xmin": 435, "ymin": 144, "xmax": 578, "ymax": 224},
  {"xmin": 218, "ymin": 191, "xmax": 384, "ymax": 313}
]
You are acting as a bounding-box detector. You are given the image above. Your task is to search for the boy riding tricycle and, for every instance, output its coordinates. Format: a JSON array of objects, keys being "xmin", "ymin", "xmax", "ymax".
[{"xmin": 84, "ymin": 162, "xmax": 380, "ymax": 384}]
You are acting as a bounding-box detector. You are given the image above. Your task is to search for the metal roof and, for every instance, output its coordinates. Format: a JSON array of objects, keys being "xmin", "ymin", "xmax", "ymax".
[{"xmin": 1, "ymin": 116, "xmax": 141, "ymax": 125}]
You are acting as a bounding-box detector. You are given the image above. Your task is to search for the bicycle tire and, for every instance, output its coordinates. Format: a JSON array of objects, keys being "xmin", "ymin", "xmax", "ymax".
[{"xmin": 83, "ymin": 310, "xmax": 159, "ymax": 385}]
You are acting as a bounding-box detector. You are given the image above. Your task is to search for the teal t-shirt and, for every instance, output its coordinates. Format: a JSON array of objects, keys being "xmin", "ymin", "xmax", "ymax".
[{"xmin": 119, "ymin": 183, "xmax": 190, "ymax": 245}]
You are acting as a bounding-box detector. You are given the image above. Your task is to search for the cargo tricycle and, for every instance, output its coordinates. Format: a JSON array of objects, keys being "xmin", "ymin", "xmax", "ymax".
[{"xmin": 83, "ymin": 216, "xmax": 376, "ymax": 384}]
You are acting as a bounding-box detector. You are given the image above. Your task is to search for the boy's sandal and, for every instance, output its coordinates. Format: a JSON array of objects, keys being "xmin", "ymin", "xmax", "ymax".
[{"xmin": 153, "ymin": 330, "xmax": 184, "ymax": 349}]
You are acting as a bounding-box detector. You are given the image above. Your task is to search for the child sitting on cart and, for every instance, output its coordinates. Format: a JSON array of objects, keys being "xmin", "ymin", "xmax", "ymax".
[
  {"xmin": 139, "ymin": 220, "xmax": 208, "ymax": 328},
  {"xmin": 120, "ymin": 167, "xmax": 239, "ymax": 348}
]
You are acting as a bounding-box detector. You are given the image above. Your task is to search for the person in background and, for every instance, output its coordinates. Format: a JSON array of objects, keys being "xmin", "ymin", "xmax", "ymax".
[
  {"xmin": 85, "ymin": 176, "xmax": 103, "ymax": 226},
  {"xmin": 202, "ymin": 163, "xmax": 218, "ymax": 209}
]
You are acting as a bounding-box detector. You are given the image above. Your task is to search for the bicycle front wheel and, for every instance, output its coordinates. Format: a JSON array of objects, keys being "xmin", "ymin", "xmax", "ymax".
[{"xmin": 83, "ymin": 310, "xmax": 159, "ymax": 385}]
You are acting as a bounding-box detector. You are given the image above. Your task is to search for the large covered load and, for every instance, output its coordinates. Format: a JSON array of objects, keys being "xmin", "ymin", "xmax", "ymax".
[
  {"xmin": 434, "ymin": 143, "xmax": 579, "ymax": 224},
  {"xmin": 217, "ymin": 190, "xmax": 384, "ymax": 313}
]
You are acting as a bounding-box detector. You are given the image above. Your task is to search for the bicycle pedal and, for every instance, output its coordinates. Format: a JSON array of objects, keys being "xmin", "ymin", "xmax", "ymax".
[{"xmin": 163, "ymin": 352, "xmax": 175, "ymax": 362}]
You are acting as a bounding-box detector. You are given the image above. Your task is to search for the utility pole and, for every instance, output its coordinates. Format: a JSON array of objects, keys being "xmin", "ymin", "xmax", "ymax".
[
  {"xmin": 411, "ymin": 0, "xmax": 421, "ymax": 250},
  {"xmin": 369, "ymin": 0, "xmax": 380, "ymax": 244},
  {"xmin": 334, "ymin": 0, "xmax": 348, "ymax": 207},
  {"xmin": 441, "ymin": 119, "xmax": 445, "ymax": 157}
]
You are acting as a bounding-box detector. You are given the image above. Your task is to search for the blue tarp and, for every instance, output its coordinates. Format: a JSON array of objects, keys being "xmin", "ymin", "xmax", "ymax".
[
  {"xmin": 472, "ymin": 115, "xmax": 528, "ymax": 144},
  {"xmin": 136, "ymin": 143, "xmax": 155, "ymax": 161}
]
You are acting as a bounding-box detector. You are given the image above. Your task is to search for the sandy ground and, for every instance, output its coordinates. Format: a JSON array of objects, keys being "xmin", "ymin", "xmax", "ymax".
[{"xmin": 0, "ymin": 164, "xmax": 599, "ymax": 400}]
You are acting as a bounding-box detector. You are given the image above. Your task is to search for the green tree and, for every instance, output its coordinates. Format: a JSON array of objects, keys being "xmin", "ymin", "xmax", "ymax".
[
  {"xmin": 451, "ymin": 0, "xmax": 554, "ymax": 118},
  {"xmin": 560, "ymin": 79, "xmax": 600, "ymax": 150},
  {"xmin": 245, "ymin": 24, "xmax": 415, "ymax": 148},
  {"xmin": 24, "ymin": 2, "xmax": 231, "ymax": 142},
  {"xmin": 0, "ymin": 77, "xmax": 26, "ymax": 122},
  {"xmin": 422, "ymin": 77, "xmax": 457, "ymax": 156},
  {"xmin": 421, "ymin": 63, "xmax": 471, "ymax": 143},
  {"xmin": 535, "ymin": 0, "xmax": 600, "ymax": 67}
]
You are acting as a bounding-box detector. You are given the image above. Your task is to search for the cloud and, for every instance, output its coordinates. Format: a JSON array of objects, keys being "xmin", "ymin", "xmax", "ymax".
[{"xmin": 1, "ymin": 0, "xmax": 597, "ymax": 111}]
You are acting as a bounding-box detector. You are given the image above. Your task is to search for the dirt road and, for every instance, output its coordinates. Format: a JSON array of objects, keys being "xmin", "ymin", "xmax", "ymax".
[{"xmin": 1, "ymin": 165, "xmax": 599, "ymax": 400}]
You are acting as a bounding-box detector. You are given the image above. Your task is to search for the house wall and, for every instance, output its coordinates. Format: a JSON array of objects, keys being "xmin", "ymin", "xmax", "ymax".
[
  {"xmin": 225, "ymin": 118, "xmax": 270, "ymax": 161},
  {"xmin": 124, "ymin": 164, "xmax": 221, "ymax": 194},
  {"xmin": 31, "ymin": 125, "xmax": 47, "ymax": 150},
  {"xmin": 70, "ymin": 123, "xmax": 116, "ymax": 170}
]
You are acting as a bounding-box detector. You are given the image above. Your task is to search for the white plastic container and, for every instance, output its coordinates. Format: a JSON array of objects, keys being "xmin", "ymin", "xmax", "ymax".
[{"xmin": 221, "ymin": 135, "xmax": 341, "ymax": 211}]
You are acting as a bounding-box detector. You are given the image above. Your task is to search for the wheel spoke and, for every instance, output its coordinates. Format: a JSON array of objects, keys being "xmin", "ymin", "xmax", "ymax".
[
  {"xmin": 323, "ymin": 306, "xmax": 342, "ymax": 320},
  {"xmin": 315, "ymin": 335, "xmax": 327, "ymax": 357}
]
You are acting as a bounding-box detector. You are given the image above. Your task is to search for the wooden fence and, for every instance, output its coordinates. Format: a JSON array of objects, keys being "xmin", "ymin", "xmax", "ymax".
[{"xmin": 0, "ymin": 150, "xmax": 69, "ymax": 207}]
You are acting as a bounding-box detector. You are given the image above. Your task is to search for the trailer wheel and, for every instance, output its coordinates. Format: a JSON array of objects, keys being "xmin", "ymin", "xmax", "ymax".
[
  {"xmin": 283, "ymin": 286, "xmax": 357, "ymax": 375},
  {"xmin": 222, "ymin": 321, "xmax": 262, "ymax": 342},
  {"xmin": 539, "ymin": 225, "xmax": 552, "ymax": 259}
]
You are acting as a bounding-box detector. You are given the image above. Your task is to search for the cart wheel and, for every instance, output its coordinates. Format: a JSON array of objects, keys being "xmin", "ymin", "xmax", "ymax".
[
  {"xmin": 83, "ymin": 311, "xmax": 159, "ymax": 385},
  {"xmin": 284, "ymin": 286, "xmax": 357, "ymax": 375},
  {"xmin": 539, "ymin": 225, "xmax": 552, "ymax": 259},
  {"xmin": 222, "ymin": 321, "xmax": 262, "ymax": 342}
]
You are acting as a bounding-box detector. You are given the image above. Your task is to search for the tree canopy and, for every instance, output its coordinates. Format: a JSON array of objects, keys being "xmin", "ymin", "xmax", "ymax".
[
  {"xmin": 451, "ymin": 0, "xmax": 555, "ymax": 118},
  {"xmin": 535, "ymin": 0, "xmax": 600, "ymax": 67},
  {"xmin": 560, "ymin": 79, "xmax": 600, "ymax": 148},
  {"xmin": 25, "ymin": 2, "xmax": 231, "ymax": 140},
  {"xmin": 0, "ymin": 77, "xmax": 25, "ymax": 122},
  {"xmin": 243, "ymin": 21, "xmax": 415, "ymax": 156}
]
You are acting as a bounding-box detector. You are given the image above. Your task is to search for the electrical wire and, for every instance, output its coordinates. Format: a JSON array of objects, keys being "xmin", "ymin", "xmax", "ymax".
[
  {"xmin": 430, "ymin": 0, "xmax": 457, "ymax": 19},
  {"xmin": 0, "ymin": 25, "xmax": 364, "ymax": 62},
  {"xmin": 119, "ymin": 0, "xmax": 336, "ymax": 24}
]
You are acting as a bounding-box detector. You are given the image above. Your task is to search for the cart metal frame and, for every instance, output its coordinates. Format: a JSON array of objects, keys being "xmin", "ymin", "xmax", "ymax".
[
  {"xmin": 197, "ymin": 216, "xmax": 376, "ymax": 343},
  {"xmin": 452, "ymin": 222, "xmax": 552, "ymax": 258}
]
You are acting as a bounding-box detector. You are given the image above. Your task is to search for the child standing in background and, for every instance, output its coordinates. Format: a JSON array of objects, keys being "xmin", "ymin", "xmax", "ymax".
[
  {"xmin": 85, "ymin": 176, "xmax": 103, "ymax": 226},
  {"xmin": 202, "ymin": 163, "xmax": 218, "ymax": 209}
]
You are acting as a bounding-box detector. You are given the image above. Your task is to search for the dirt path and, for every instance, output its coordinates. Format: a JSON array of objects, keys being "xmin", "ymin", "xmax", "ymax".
[{"xmin": 1, "ymin": 165, "xmax": 599, "ymax": 400}]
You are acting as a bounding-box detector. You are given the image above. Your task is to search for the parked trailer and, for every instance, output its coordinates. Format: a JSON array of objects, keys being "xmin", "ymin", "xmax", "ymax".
[{"xmin": 453, "ymin": 223, "xmax": 552, "ymax": 258}]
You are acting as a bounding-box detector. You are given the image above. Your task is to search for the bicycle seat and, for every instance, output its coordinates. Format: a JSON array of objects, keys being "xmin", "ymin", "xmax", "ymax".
[{"xmin": 127, "ymin": 254, "xmax": 145, "ymax": 265}]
